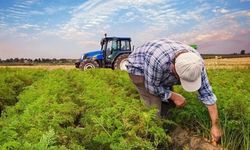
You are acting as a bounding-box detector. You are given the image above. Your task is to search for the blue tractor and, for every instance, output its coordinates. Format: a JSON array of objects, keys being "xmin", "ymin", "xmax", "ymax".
[{"xmin": 75, "ymin": 34, "xmax": 132, "ymax": 71}]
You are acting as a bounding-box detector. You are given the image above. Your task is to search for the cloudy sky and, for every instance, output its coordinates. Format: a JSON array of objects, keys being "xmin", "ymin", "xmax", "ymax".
[{"xmin": 0, "ymin": 0, "xmax": 249, "ymax": 59}]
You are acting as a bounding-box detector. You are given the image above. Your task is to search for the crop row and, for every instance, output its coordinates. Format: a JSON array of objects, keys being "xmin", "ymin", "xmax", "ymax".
[{"xmin": 0, "ymin": 68, "xmax": 47, "ymax": 116}]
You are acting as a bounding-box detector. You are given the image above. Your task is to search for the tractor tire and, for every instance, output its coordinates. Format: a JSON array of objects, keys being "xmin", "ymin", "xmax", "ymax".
[
  {"xmin": 75, "ymin": 62, "xmax": 80, "ymax": 68},
  {"xmin": 79, "ymin": 60, "xmax": 99, "ymax": 70},
  {"xmin": 113, "ymin": 54, "xmax": 129, "ymax": 71}
]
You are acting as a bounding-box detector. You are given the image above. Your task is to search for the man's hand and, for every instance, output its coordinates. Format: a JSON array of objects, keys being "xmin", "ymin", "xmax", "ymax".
[
  {"xmin": 211, "ymin": 124, "xmax": 222, "ymax": 144},
  {"xmin": 170, "ymin": 92, "xmax": 186, "ymax": 107}
]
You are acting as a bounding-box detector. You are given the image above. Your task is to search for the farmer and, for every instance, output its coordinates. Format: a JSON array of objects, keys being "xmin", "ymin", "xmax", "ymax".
[{"xmin": 126, "ymin": 39, "xmax": 222, "ymax": 143}]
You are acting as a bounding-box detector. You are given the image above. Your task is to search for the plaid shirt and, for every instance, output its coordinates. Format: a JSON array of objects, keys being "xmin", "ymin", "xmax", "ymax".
[{"xmin": 126, "ymin": 39, "xmax": 217, "ymax": 105}]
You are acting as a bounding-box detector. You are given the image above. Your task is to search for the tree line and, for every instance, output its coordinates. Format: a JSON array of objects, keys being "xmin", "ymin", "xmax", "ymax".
[
  {"xmin": 0, "ymin": 58, "xmax": 77, "ymax": 64},
  {"xmin": 0, "ymin": 50, "xmax": 248, "ymax": 64}
]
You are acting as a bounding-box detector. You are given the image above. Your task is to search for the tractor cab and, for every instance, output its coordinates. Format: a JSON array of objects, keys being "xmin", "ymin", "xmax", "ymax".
[{"xmin": 100, "ymin": 36, "xmax": 131, "ymax": 68}]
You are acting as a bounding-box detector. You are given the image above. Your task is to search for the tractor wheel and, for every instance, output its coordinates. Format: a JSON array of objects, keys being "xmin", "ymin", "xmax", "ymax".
[
  {"xmin": 113, "ymin": 54, "xmax": 129, "ymax": 71},
  {"xmin": 79, "ymin": 60, "xmax": 99, "ymax": 70},
  {"xmin": 75, "ymin": 62, "xmax": 80, "ymax": 68}
]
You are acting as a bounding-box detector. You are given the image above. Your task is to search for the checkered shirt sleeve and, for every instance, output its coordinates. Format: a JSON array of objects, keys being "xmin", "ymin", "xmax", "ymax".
[{"xmin": 198, "ymin": 68, "xmax": 217, "ymax": 105}]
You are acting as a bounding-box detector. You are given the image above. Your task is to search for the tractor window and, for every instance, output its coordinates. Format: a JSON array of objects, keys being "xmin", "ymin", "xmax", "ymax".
[
  {"xmin": 107, "ymin": 40, "xmax": 117, "ymax": 51},
  {"xmin": 121, "ymin": 40, "xmax": 130, "ymax": 51},
  {"xmin": 111, "ymin": 40, "xmax": 117, "ymax": 52},
  {"xmin": 106, "ymin": 40, "xmax": 118, "ymax": 57}
]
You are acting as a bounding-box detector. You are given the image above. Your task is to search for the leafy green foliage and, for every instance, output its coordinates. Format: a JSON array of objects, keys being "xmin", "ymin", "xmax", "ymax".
[
  {"xmin": 0, "ymin": 68, "xmax": 249, "ymax": 150},
  {"xmin": 211, "ymin": 69, "xmax": 250, "ymax": 150},
  {"xmin": 0, "ymin": 68, "xmax": 47, "ymax": 115},
  {"xmin": 0, "ymin": 69, "xmax": 170, "ymax": 149},
  {"xmin": 169, "ymin": 69, "xmax": 250, "ymax": 150}
]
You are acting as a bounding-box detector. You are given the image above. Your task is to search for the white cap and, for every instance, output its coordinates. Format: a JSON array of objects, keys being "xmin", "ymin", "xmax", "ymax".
[{"xmin": 175, "ymin": 52, "xmax": 203, "ymax": 92}]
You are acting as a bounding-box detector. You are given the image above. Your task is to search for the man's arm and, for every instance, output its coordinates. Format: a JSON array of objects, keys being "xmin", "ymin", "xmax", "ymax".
[
  {"xmin": 207, "ymin": 103, "xmax": 221, "ymax": 143},
  {"xmin": 169, "ymin": 92, "xmax": 186, "ymax": 107},
  {"xmin": 207, "ymin": 104, "xmax": 219, "ymax": 127},
  {"xmin": 198, "ymin": 68, "xmax": 222, "ymax": 142}
]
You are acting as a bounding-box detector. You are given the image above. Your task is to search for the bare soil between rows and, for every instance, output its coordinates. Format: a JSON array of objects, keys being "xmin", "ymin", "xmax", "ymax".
[{"xmin": 170, "ymin": 127, "xmax": 224, "ymax": 150}]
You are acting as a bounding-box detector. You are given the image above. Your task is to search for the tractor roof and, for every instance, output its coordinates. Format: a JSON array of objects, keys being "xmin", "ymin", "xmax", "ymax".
[{"xmin": 104, "ymin": 37, "xmax": 131, "ymax": 41}]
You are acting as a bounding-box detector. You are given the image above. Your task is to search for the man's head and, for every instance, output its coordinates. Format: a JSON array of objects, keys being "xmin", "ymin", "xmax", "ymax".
[{"xmin": 175, "ymin": 52, "xmax": 203, "ymax": 92}]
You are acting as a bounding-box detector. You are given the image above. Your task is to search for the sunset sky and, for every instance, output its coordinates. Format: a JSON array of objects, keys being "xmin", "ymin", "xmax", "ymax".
[{"xmin": 0, "ymin": 0, "xmax": 250, "ymax": 59}]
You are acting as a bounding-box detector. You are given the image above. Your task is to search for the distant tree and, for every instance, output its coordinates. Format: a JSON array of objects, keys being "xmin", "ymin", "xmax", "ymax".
[
  {"xmin": 28, "ymin": 59, "xmax": 33, "ymax": 63},
  {"xmin": 42, "ymin": 58, "xmax": 50, "ymax": 63},
  {"xmin": 41, "ymin": 58, "xmax": 45, "ymax": 63},
  {"xmin": 240, "ymin": 50, "xmax": 245, "ymax": 55},
  {"xmin": 60, "ymin": 59, "xmax": 67, "ymax": 63},
  {"xmin": 14, "ymin": 58, "xmax": 19, "ymax": 62},
  {"xmin": 20, "ymin": 58, "xmax": 24, "ymax": 63}
]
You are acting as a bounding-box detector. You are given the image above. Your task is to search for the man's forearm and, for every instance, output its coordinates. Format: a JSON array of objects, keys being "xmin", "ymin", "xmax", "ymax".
[
  {"xmin": 170, "ymin": 92, "xmax": 186, "ymax": 107},
  {"xmin": 207, "ymin": 103, "xmax": 219, "ymax": 126},
  {"xmin": 207, "ymin": 103, "xmax": 222, "ymax": 142}
]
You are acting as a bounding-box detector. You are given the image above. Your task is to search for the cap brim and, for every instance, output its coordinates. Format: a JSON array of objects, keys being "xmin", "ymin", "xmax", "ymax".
[{"xmin": 180, "ymin": 75, "xmax": 201, "ymax": 92}]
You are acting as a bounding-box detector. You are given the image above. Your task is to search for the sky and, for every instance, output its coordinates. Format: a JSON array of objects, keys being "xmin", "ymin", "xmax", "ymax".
[{"xmin": 0, "ymin": 0, "xmax": 250, "ymax": 59}]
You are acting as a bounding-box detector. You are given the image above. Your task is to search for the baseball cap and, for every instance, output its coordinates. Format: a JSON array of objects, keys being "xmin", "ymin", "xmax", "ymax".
[{"xmin": 175, "ymin": 52, "xmax": 203, "ymax": 92}]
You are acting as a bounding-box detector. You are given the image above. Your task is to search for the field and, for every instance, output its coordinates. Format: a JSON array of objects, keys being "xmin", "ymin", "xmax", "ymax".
[
  {"xmin": 0, "ymin": 58, "xmax": 249, "ymax": 150},
  {"xmin": 1, "ymin": 57, "xmax": 250, "ymax": 70},
  {"xmin": 205, "ymin": 57, "xmax": 250, "ymax": 69}
]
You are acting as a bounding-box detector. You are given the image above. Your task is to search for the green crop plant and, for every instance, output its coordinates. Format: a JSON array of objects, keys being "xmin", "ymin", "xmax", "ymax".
[
  {"xmin": 69, "ymin": 69, "xmax": 171, "ymax": 149},
  {"xmin": 0, "ymin": 68, "xmax": 249, "ymax": 150},
  {"xmin": 0, "ymin": 69, "xmax": 82, "ymax": 149},
  {"xmin": 0, "ymin": 69, "xmax": 171, "ymax": 149},
  {"xmin": 169, "ymin": 69, "xmax": 250, "ymax": 150},
  {"xmin": 0, "ymin": 68, "xmax": 47, "ymax": 116}
]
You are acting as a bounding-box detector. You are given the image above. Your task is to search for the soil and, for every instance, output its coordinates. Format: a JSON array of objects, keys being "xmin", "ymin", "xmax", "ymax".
[{"xmin": 170, "ymin": 126, "xmax": 224, "ymax": 150}]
